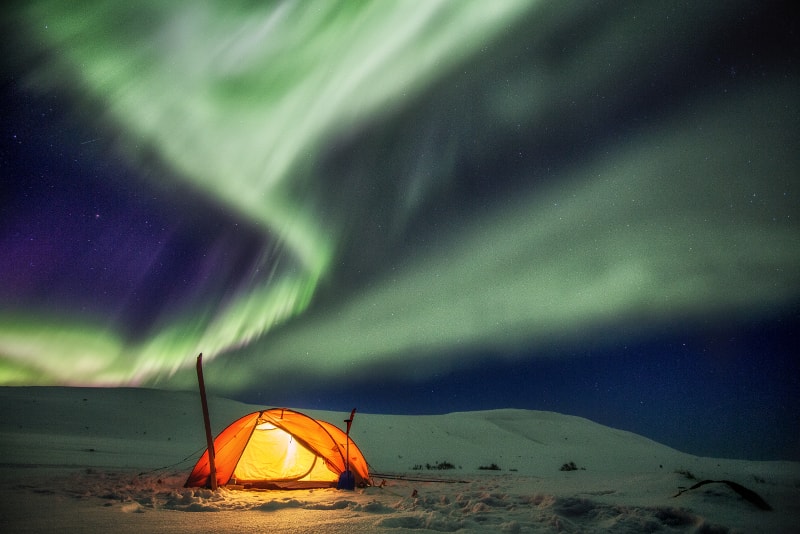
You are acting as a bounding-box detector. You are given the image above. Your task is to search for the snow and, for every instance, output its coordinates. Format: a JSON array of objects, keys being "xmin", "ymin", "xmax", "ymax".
[{"xmin": 1, "ymin": 386, "xmax": 798, "ymax": 533}]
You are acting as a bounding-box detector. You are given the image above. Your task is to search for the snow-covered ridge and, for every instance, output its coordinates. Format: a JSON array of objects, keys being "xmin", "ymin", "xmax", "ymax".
[{"xmin": 1, "ymin": 386, "xmax": 798, "ymax": 532}]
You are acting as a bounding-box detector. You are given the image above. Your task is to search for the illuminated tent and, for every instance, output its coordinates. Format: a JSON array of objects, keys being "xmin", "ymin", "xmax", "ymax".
[{"xmin": 185, "ymin": 408, "xmax": 370, "ymax": 490}]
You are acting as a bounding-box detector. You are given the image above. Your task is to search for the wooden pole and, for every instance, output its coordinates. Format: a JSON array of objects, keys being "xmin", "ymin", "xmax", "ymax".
[{"xmin": 196, "ymin": 353, "xmax": 218, "ymax": 490}]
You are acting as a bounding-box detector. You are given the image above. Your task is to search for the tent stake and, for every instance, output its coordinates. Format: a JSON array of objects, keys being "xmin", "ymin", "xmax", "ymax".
[{"xmin": 195, "ymin": 353, "xmax": 218, "ymax": 490}]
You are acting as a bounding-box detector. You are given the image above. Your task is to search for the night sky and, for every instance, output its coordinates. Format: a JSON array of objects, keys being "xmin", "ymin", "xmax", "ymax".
[{"xmin": 2, "ymin": 1, "xmax": 798, "ymax": 460}]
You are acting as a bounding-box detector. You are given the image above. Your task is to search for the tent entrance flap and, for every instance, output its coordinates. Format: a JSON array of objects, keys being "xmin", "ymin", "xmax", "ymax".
[{"xmin": 233, "ymin": 425, "xmax": 330, "ymax": 482}]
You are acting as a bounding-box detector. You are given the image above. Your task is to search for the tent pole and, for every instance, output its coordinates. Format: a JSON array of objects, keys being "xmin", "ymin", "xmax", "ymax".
[
  {"xmin": 195, "ymin": 353, "xmax": 218, "ymax": 490},
  {"xmin": 337, "ymin": 408, "xmax": 357, "ymax": 490},
  {"xmin": 345, "ymin": 408, "xmax": 356, "ymax": 473}
]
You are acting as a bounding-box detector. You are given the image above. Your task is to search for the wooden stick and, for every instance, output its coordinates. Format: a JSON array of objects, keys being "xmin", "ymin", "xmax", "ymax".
[
  {"xmin": 196, "ymin": 353, "xmax": 218, "ymax": 490},
  {"xmin": 673, "ymin": 479, "xmax": 771, "ymax": 511}
]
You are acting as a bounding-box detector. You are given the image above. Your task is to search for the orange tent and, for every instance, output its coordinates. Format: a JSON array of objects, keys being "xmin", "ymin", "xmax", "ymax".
[{"xmin": 184, "ymin": 408, "xmax": 370, "ymax": 490}]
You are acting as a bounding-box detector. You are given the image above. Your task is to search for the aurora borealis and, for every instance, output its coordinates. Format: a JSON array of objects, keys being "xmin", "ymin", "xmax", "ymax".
[{"xmin": 2, "ymin": 1, "xmax": 798, "ymax": 459}]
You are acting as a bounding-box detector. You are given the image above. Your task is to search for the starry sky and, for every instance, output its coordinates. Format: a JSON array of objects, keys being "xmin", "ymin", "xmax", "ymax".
[{"xmin": 2, "ymin": 1, "xmax": 798, "ymax": 460}]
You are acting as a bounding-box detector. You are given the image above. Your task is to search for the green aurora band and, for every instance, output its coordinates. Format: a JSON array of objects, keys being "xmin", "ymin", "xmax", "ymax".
[
  {"xmin": 2, "ymin": 1, "xmax": 798, "ymax": 392},
  {"xmin": 2, "ymin": 0, "xmax": 532, "ymax": 384}
]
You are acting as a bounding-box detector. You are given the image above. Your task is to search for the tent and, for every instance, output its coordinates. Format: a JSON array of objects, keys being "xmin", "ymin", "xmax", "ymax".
[{"xmin": 184, "ymin": 408, "xmax": 370, "ymax": 490}]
